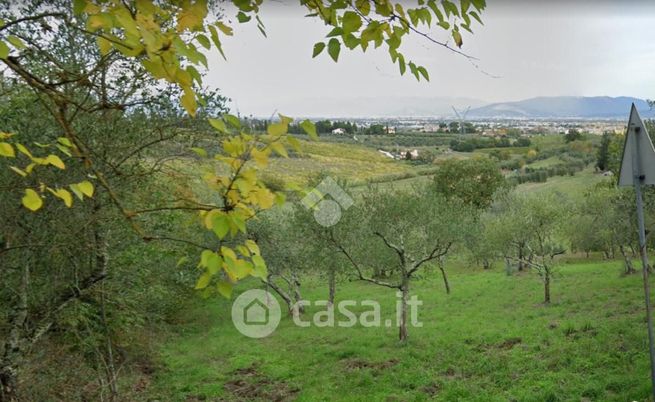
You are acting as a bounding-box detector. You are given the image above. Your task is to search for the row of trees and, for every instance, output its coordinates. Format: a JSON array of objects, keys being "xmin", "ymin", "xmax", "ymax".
[
  {"xmin": 254, "ymin": 153, "xmax": 655, "ymax": 345},
  {"xmin": 449, "ymin": 136, "xmax": 531, "ymax": 152}
]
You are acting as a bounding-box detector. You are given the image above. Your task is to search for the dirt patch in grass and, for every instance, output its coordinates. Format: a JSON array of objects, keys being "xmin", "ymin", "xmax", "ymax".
[
  {"xmin": 497, "ymin": 337, "xmax": 523, "ymax": 350},
  {"xmin": 223, "ymin": 364, "xmax": 299, "ymax": 402},
  {"xmin": 342, "ymin": 358, "xmax": 399, "ymax": 371},
  {"xmin": 420, "ymin": 382, "xmax": 441, "ymax": 396}
]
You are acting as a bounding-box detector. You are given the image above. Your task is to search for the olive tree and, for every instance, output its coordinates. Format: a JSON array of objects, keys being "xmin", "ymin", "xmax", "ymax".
[
  {"xmin": 329, "ymin": 186, "xmax": 474, "ymax": 341},
  {"xmin": 488, "ymin": 192, "xmax": 568, "ymax": 303}
]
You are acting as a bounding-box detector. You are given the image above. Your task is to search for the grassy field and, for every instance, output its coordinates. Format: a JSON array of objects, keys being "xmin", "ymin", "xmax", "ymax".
[
  {"xmin": 266, "ymin": 140, "xmax": 414, "ymax": 186},
  {"xmin": 516, "ymin": 167, "xmax": 608, "ymax": 198},
  {"xmin": 151, "ymin": 261, "xmax": 653, "ymax": 401}
]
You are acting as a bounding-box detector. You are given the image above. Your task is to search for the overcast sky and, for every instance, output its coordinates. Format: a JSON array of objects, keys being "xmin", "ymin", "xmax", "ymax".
[{"xmin": 203, "ymin": 1, "xmax": 655, "ymax": 117}]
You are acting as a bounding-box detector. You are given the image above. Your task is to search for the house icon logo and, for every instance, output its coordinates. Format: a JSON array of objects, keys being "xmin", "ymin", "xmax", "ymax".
[
  {"xmin": 301, "ymin": 176, "xmax": 354, "ymax": 227},
  {"xmin": 231, "ymin": 289, "xmax": 281, "ymax": 338}
]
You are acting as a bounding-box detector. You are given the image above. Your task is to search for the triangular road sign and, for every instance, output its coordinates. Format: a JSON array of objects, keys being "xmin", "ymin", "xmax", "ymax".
[{"xmin": 618, "ymin": 103, "xmax": 655, "ymax": 187}]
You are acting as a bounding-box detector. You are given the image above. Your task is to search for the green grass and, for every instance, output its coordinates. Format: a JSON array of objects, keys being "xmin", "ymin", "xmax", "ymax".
[
  {"xmin": 516, "ymin": 167, "xmax": 608, "ymax": 199},
  {"xmin": 151, "ymin": 261, "xmax": 653, "ymax": 401}
]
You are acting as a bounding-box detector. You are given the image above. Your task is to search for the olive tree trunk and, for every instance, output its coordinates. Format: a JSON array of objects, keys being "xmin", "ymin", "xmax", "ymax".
[
  {"xmin": 327, "ymin": 268, "xmax": 336, "ymax": 307},
  {"xmin": 398, "ymin": 279, "xmax": 409, "ymax": 342}
]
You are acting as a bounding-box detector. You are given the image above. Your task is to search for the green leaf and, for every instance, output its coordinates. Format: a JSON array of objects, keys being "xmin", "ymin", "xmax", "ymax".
[
  {"xmin": 327, "ymin": 38, "xmax": 341, "ymax": 62},
  {"xmin": 0, "ymin": 41, "xmax": 9, "ymax": 59},
  {"xmin": 326, "ymin": 27, "xmax": 343, "ymax": 37},
  {"xmin": 342, "ymin": 11, "xmax": 362, "ymax": 34},
  {"xmin": 221, "ymin": 246, "xmax": 237, "ymax": 263},
  {"xmin": 442, "ymin": 0, "xmax": 460, "ymax": 17},
  {"xmin": 217, "ymin": 21, "xmax": 233, "ymax": 36},
  {"xmin": 209, "ymin": 118, "xmax": 227, "ymax": 133},
  {"xmin": 195, "ymin": 272, "xmax": 211, "ymax": 290},
  {"xmin": 236, "ymin": 11, "xmax": 251, "ymax": 23},
  {"xmin": 251, "ymin": 255, "xmax": 268, "ymax": 278},
  {"xmin": 217, "ymin": 281, "xmax": 233, "ymax": 298},
  {"xmin": 57, "ymin": 137, "xmax": 72, "ymax": 147},
  {"xmin": 191, "ymin": 147, "xmax": 207, "ymax": 157},
  {"xmin": 471, "ymin": 0, "xmax": 486, "ymax": 11},
  {"xmin": 409, "ymin": 62, "xmax": 419, "ymax": 81},
  {"xmin": 452, "ymin": 29, "xmax": 463, "ymax": 47},
  {"xmin": 224, "ymin": 114, "xmax": 241, "ymax": 129},
  {"xmin": 22, "ymin": 189, "xmax": 43, "ymax": 212},
  {"xmin": 73, "ymin": 0, "xmax": 85, "ymax": 15},
  {"xmin": 7, "ymin": 36, "xmax": 25, "ymax": 49},
  {"xmin": 300, "ymin": 120, "xmax": 318, "ymax": 140},
  {"xmin": 196, "ymin": 34, "xmax": 210, "ymax": 49},
  {"xmin": 470, "ymin": 11, "xmax": 483, "ymax": 25},
  {"xmin": 245, "ymin": 239, "xmax": 260, "ymax": 255},
  {"xmin": 312, "ymin": 42, "xmax": 325, "ymax": 58},
  {"xmin": 417, "ymin": 66, "xmax": 430, "ymax": 81},
  {"xmin": 398, "ymin": 54, "xmax": 406, "ymax": 75},
  {"xmin": 212, "ymin": 214, "xmax": 230, "ymax": 239},
  {"xmin": 356, "ymin": 0, "xmax": 371, "ymax": 16}
]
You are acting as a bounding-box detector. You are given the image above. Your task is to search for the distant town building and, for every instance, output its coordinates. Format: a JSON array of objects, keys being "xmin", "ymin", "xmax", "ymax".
[{"xmin": 404, "ymin": 149, "xmax": 419, "ymax": 160}]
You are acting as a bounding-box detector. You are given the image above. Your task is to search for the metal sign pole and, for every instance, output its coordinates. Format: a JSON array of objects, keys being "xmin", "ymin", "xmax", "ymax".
[{"xmin": 632, "ymin": 124, "xmax": 655, "ymax": 399}]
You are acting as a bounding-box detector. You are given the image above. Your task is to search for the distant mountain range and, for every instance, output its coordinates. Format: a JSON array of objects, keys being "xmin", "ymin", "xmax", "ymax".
[
  {"xmin": 254, "ymin": 96, "xmax": 486, "ymax": 118},
  {"xmin": 468, "ymin": 96, "xmax": 653, "ymax": 119},
  {"xmin": 243, "ymin": 95, "xmax": 652, "ymax": 119}
]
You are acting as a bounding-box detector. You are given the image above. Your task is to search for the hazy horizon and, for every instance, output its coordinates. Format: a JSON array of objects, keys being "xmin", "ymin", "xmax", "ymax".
[{"xmin": 203, "ymin": 1, "xmax": 655, "ymax": 117}]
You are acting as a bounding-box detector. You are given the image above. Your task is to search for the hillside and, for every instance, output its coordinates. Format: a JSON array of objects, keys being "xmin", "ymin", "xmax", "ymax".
[
  {"xmin": 469, "ymin": 96, "xmax": 652, "ymax": 119},
  {"xmin": 151, "ymin": 261, "xmax": 651, "ymax": 401}
]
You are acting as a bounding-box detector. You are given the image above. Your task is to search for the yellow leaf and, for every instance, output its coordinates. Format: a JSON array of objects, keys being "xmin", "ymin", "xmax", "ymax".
[
  {"xmin": 181, "ymin": 87, "xmax": 197, "ymax": 117},
  {"xmin": 267, "ymin": 122, "xmax": 287, "ymax": 136},
  {"xmin": 97, "ymin": 36, "xmax": 112, "ymax": 55},
  {"xmin": 245, "ymin": 239, "xmax": 260, "ymax": 255},
  {"xmin": 220, "ymin": 246, "xmax": 237, "ymax": 263},
  {"xmin": 22, "ymin": 189, "xmax": 43, "ymax": 212},
  {"xmin": 177, "ymin": 0, "xmax": 207, "ymax": 32},
  {"xmin": 270, "ymin": 142, "xmax": 288, "ymax": 158},
  {"xmin": 0, "ymin": 142, "xmax": 15, "ymax": 157},
  {"xmin": 217, "ymin": 22, "xmax": 233, "ymax": 36},
  {"xmin": 69, "ymin": 183, "xmax": 84, "ymax": 200},
  {"xmin": 195, "ymin": 272, "xmax": 211, "ymax": 289},
  {"xmin": 250, "ymin": 148, "xmax": 269, "ymax": 167},
  {"xmin": 45, "ymin": 154, "xmax": 65, "ymax": 169},
  {"xmin": 78, "ymin": 180, "xmax": 94, "ymax": 197},
  {"xmin": 54, "ymin": 188, "xmax": 73, "ymax": 207},
  {"xmin": 15, "ymin": 143, "xmax": 31, "ymax": 157},
  {"xmin": 9, "ymin": 166, "xmax": 26, "ymax": 177}
]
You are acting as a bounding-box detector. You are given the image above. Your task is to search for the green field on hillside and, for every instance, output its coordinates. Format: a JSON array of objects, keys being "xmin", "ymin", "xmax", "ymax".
[
  {"xmin": 516, "ymin": 167, "xmax": 608, "ymax": 198},
  {"xmin": 151, "ymin": 261, "xmax": 653, "ymax": 401}
]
